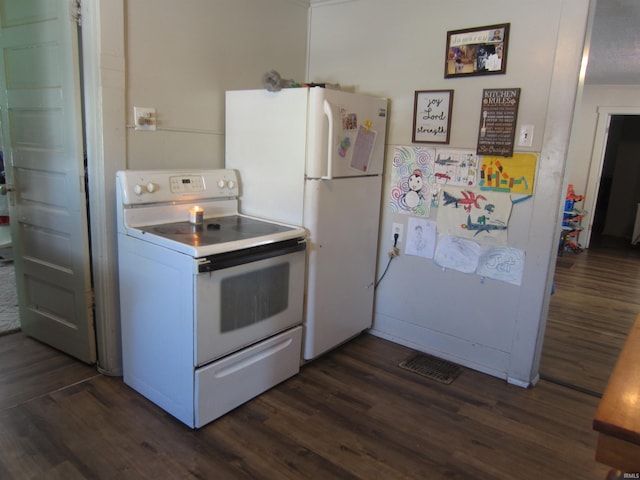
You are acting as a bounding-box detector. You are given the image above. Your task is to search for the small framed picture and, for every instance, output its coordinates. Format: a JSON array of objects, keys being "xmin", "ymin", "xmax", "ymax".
[
  {"xmin": 412, "ymin": 90, "xmax": 454, "ymax": 144},
  {"xmin": 445, "ymin": 23, "xmax": 510, "ymax": 78}
]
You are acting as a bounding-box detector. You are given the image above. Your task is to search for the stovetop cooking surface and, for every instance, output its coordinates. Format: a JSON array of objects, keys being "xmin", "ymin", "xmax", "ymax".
[{"xmin": 139, "ymin": 215, "xmax": 296, "ymax": 248}]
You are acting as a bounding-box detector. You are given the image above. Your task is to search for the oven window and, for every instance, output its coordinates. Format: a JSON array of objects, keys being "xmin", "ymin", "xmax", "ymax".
[{"xmin": 220, "ymin": 263, "xmax": 289, "ymax": 333}]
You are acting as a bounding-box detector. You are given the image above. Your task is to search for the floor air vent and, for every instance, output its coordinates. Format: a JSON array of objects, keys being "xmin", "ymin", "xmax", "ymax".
[{"xmin": 399, "ymin": 353, "xmax": 463, "ymax": 384}]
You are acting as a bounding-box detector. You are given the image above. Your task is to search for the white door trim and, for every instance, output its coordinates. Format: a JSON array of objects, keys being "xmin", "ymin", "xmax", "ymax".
[{"xmin": 81, "ymin": 0, "xmax": 127, "ymax": 374}]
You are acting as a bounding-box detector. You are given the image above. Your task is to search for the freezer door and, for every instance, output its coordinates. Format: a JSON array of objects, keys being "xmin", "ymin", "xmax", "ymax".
[
  {"xmin": 303, "ymin": 175, "xmax": 383, "ymax": 359},
  {"xmin": 307, "ymin": 88, "xmax": 388, "ymax": 179}
]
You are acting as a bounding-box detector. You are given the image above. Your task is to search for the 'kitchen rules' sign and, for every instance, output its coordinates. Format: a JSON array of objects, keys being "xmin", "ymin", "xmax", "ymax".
[{"xmin": 476, "ymin": 88, "xmax": 520, "ymax": 157}]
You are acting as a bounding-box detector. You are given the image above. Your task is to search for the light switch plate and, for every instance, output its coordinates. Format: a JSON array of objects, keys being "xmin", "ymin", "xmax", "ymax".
[{"xmin": 518, "ymin": 124, "xmax": 534, "ymax": 147}]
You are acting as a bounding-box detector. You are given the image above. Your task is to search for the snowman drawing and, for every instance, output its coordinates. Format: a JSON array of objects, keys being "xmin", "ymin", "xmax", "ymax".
[{"xmin": 403, "ymin": 169, "xmax": 424, "ymax": 209}]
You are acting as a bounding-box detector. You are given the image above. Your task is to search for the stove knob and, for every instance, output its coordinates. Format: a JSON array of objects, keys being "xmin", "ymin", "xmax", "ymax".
[
  {"xmin": 146, "ymin": 182, "xmax": 156, "ymax": 193},
  {"xmin": 226, "ymin": 180, "xmax": 236, "ymax": 190},
  {"xmin": 217, "ymin": 179, "xmax": 226, "ymax": 189},
  {"xmin": 134, "ymin": 184, "xmax": 146, "ymax": 195}
]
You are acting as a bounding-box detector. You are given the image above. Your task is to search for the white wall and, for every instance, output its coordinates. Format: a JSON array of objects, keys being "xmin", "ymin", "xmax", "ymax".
[
  {"xmin": 307, "ymin": 0, "xmax": 590, "ymax": 385},
  {"xmin": 125, "ymin": 0, "xmax": 309, "ymax": 170},
  {"xmin": 95, "ymin": 0, "xmax": 590, "ymax": 382}
]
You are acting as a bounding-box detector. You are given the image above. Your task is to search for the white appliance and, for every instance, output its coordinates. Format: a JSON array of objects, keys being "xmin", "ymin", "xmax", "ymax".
[
  {"xmin": 116, "ymin": 169, "xmax": 307, "ymax": 428},
  {"xmin": 225, "ymin": 87, "xmax": 388, "ymax": 360}
]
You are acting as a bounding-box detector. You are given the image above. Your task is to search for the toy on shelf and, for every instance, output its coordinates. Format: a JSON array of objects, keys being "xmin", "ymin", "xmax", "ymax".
[{"xmin": 559, "ymin": 184, "xmax": 587, "ymax": 255}]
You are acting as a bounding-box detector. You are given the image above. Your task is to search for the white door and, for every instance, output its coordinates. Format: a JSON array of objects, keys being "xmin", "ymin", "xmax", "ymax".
[{"xmin": 0, "ymin": 0, "xmax": 96, "ymax": 363}]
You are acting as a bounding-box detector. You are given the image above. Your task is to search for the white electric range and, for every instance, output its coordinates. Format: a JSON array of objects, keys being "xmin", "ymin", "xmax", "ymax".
[{"xmin": 116, "ymin": 169, "xmax": 307, "ymax": 428}]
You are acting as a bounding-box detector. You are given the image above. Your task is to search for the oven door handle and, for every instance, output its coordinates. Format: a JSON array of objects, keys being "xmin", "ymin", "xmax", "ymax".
[{"xmin": 197, "ymin": 238, "xmax": 306, "ymax": 273}]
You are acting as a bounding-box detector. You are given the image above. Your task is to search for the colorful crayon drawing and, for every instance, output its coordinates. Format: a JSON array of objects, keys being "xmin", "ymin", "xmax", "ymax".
[
  {"xmin": 461, "ymin": 214, "xmax": 507, "ymax": 237},
  {"xmin": 479, "ymin": 153, "xmax": 537, "ymax": 194},
  {"xmin": 437, "ymin": 186, "xmax": 511, "ymax": 244},
  {"xmin": 389, "ymin": 146, "xmax": 436, "ymax": 216},
  {"xmin": 442, "ymin": 190, "xmax": 487, "ymax": 213},
  {"xmin": 434, "ymin": 149, "xmax": 478, "ymax": 187}
]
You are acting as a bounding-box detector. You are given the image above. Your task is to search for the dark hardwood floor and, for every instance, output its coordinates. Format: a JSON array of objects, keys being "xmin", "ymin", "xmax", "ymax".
[
  {"xmin": 540, "ymin": 234, "xmax": 640, "ymax": 396},
  {"xmin": 0, "ymin": 331, "xmax": 609, "ymax": 479}
]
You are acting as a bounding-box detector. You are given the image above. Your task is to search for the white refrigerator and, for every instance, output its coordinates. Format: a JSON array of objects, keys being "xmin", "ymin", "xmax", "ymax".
[{"xmin": 225, "ymin": 87, "xmax": 388, "ymax": 360}]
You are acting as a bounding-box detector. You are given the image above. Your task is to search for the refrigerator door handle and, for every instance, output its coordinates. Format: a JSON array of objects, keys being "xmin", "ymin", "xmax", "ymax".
[{"xmin": 321, "ymin": 99, "xmax": 334, "ymax": 180}]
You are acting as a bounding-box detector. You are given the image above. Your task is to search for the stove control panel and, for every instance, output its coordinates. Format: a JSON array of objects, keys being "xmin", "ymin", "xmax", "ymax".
[
  {"xmin": 117, "ymin": 169, "xmax": 240, "ymax": 205},
  {"xmin": 169, "ymin": 175, "xmax": 205, "ymax": 193}
]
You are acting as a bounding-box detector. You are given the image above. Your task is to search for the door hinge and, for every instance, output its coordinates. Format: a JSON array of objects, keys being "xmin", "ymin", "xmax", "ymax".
[{"xmin": 71, "ymin": 0, "xmax": 82, "ymax": 26}]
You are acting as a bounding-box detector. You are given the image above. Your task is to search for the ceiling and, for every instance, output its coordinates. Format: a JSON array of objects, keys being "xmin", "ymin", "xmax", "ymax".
[{"xmin": 586, "ymin": 0, "xmax": 640, "ymax": 84}]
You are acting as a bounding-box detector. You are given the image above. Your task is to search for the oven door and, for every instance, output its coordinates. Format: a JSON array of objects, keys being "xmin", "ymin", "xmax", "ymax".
[{"xmin": 194, "ymin": 239, "xmax": 306, "ymax": 366}]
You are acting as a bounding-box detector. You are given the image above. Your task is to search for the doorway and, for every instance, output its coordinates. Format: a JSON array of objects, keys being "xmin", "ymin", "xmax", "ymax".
[
  {"xmin": 0, "ymin": 122, "xmax": 18, "ymax": 335},
  {"xmin": 590, "ymin": 115, "xmax": 640, "ymax": 244},
  {"xmin": 0, "ymin": 125, "xmax": 9, "ymax": 249}
]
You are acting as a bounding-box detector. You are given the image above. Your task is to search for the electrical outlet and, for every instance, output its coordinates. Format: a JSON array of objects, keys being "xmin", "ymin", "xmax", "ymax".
[
  {"xmin": 134, "ymin": 107, "xmax": 157, "ymax": 131},
  {"xmin": 392, "ymin": 222, "xmax": 404, "ymax": 243}
]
